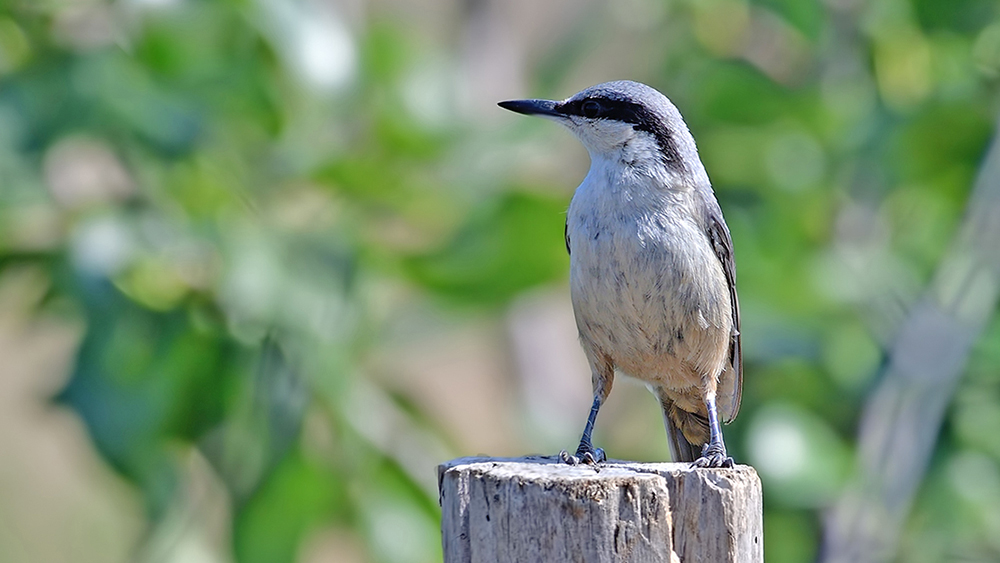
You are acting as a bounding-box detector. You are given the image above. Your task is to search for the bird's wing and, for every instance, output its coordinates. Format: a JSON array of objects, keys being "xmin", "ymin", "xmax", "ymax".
[
  {"xmin": 565, "ymin": 219, "xmax": 571, "ymax": 255},
  {"xmin": 706, "ymin": 206, "xmax": 742, "ymax": 422}
]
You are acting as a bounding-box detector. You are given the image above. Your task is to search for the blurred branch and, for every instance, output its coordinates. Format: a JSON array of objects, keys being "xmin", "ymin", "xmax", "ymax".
[
  {"xmin": 340, "ymin": 378, "xmax": 453, "ymax": 498},
  {"xmin": 821, "ymin": 112, "xmax": 1000, "ymax": 563}
]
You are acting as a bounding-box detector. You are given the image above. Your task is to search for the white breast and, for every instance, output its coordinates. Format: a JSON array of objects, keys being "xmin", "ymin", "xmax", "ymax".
[{"xmin": 566, "ymin": 155, "xmax": 731, "ymax": 386}]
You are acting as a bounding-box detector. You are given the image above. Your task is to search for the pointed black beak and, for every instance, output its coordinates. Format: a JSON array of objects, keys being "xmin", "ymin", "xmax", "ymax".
[{"xmin": 498, "ymin": 99, "xmax": 563, "ymax": 118}]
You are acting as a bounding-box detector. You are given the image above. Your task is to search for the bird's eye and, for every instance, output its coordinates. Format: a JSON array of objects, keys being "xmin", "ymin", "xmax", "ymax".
[{"xmin": 581, "ymin": 100, "xmax": 602, "ymax": 118}]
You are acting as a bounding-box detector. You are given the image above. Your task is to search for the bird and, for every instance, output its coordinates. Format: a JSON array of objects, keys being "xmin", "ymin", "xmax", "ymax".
[{"xmin": 498, "ymin": 80, "xmax": 741, "ymax": 468}]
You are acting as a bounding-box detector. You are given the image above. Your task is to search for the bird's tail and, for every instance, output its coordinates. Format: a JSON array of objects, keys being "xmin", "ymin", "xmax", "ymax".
[{"xmin": 658, "ymin": 398, "xmax": 710, "ymax": 463}]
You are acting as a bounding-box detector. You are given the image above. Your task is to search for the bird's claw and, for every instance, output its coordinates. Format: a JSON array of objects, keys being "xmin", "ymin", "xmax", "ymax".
[
  {"xmin": 559, "ymin": 447, "xmax": 605, "ymax": 466},
  {"xmin": 692, "ymin": 443, "xmax": 734, "ymax": 469}
]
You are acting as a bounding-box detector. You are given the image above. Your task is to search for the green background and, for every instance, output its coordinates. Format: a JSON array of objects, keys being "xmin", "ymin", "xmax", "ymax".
[{"xmin": 1, "ymin": 0, "xmax": 999, "ymax": 562}]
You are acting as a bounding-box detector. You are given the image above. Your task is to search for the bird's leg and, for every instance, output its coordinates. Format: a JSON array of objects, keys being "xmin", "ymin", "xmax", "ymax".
[
  {"xmin": 561, "ymin": 353, "xmax": 613, "ymax": 465},
  {"xmin": 560, "ymin": 395, "xmax": 606, "ymax": 465},
  {"xmin": 692, "ymin": 393, "xmax": 734, "ymax": 468}
]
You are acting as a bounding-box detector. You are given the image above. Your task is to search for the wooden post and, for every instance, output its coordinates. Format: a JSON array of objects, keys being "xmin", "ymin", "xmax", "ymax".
[{"xmin": 438, "ymin": 456, "xmax": 762, "ymax": 563}]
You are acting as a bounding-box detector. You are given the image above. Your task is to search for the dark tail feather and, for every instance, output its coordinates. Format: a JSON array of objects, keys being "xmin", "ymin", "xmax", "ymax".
[
  {"xmin": 658, "ymin": 396, "xmax": 710, "ymax": 463},
  {"xmin": 666, "ymin": 416, "xmax": 699, "ymax": 462}
]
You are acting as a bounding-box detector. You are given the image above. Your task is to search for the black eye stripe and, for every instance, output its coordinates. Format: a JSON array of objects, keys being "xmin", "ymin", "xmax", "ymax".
[
  {"xmin": 556, "ymin": 96, "xmax": 682, "ymax": 167},
  {"xmin": 558, "ymin": 97, "xmax": 646, "ymax": 126}
]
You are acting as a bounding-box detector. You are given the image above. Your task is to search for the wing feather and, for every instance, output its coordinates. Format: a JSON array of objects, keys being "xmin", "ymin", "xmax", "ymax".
[
  {"xmin": 706, "ymin": 206, "xmax": 742, "ymax": 422},
  {"xmin": 565, "ymin": 219, "xmax": 571, "ymax": 255}
]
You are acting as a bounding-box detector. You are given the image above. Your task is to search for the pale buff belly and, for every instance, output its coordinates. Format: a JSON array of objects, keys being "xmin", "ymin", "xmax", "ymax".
[{"xmin": 569, "ymin": 225, "xmax": 731, "ymax": 412}]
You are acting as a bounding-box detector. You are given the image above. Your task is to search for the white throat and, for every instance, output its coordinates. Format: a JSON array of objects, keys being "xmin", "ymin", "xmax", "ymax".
[{"xmin": 582, "ymin": 130, "xmax": 693, "ymax": 198}]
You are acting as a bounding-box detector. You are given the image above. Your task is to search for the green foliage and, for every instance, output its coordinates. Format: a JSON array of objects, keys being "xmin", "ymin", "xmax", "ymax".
[
  {"xmin": 405, "ymin": 190, "xmax": 570, "ymax": 304},
  {"xmin": 1, "ymin": 0, "xmax": 999, "ymax": 562},
  {"xmin": 235, "ymin": 451, "xmax": 347, "ymax": 563}
]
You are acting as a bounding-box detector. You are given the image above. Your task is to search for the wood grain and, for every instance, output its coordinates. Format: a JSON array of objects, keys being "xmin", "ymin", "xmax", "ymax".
[{"xmin": 439, "ymin": 456, "xmax": 762, "ymax": 563}]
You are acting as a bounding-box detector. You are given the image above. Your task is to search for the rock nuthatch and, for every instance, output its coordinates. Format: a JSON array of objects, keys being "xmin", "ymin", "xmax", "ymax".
[{"xmin": 500, "ymin": 80, "xmax": 742, "ymax": 468}]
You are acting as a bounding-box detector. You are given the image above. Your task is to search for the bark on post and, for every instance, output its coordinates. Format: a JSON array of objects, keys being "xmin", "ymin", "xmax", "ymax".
[{"xmin": 438, "ymin": 456, "xmax": 762, "ymax": 563}]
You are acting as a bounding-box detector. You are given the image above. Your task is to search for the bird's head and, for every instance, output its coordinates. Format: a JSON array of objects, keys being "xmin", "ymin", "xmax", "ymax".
[{"xmin": 499, "ymin": 80, "xmax": 704, "ymax": 181}]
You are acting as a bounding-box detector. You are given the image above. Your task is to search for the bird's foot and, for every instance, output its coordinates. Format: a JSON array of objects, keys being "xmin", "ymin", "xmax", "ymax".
[
  {"xmin": 692, "ymin": 443, "xmax": 733, "ymax": 469},
  {"xmin": 559, "ymin": 446, "xmax": 606, "ymax": 466}
]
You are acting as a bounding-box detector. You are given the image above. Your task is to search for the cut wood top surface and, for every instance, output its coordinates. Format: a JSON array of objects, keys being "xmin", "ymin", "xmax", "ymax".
[{"xmin": 439, "ymin": 455, "xmax": 759, "ymax": 483}]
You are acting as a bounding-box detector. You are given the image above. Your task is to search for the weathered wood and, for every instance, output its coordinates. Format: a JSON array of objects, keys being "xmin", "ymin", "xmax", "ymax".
[{"xmin": 438, "ymin": 456, "xmax": 762, "ymax": 563}]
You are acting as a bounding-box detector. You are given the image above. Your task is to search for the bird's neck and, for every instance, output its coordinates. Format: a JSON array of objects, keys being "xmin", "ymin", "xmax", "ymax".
[
  {"xmin": 579, "ymin": 156, "xmax": 682, "ymax": 215},
  {"xmin": 585, "ymin": 156, "xmax": 698, "ymax": 205},
  {"xmin": 587, "ymin": 131, "xmax": 708, "ymax": 196}
]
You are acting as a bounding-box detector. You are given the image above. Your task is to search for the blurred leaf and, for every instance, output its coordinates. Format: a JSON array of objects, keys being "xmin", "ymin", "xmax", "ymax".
[
  {"xmin": 692, "ymin": 63, "xmax": 801, "ymax": 125},
  {"xmin": 234, "ymin": 449, "xmax": 346, "ymax": 563},
  {"xmin": 76, "ymin": 52, "xmax": 203, "ymax": 154},
  {"xmin": 404, "ymin": 190, "xmax": 569, "ymax": 304},
  {"xmin": 891, "ymin": 103, "xmax": 992, "ymax": 193},
  {"xmin": 361, "ymin": 23, "xmax": 411, "ymax": 84},
  {"xmin": 764, "ymin": 508, "xmax": 819, "ymax": 563},
  {"xmin": 753, "ymin": 0, "xmax": 824, "ymax": 40},
  {"xmin": 912, "ymin": 0, "xmax": 997, "ymax": 33},
  {"xmin": 58, "ymin": 275, "xmax": 241, "ymax": 513}
]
